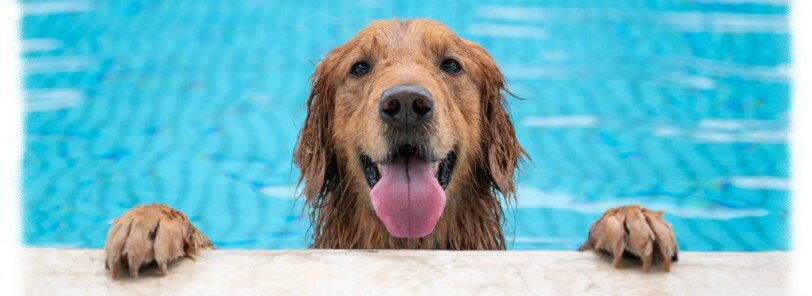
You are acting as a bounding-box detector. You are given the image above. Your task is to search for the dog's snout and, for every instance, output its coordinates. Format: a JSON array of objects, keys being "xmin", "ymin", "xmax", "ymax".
[{"xmin": 378, "ymin": 85, "xmax": 434, "ymax": 129}]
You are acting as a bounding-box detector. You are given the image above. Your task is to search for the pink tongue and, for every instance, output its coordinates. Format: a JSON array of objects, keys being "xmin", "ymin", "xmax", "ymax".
[{"xmin": 370, "ymin": 156, "xmax": 446, "ymax": 238}]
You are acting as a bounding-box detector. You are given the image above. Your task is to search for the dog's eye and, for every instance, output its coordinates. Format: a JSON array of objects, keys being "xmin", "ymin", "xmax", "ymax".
[
  {"xmin": 349, "ymin": 62, "xmax": 371, "ymax": 76},
  {"xmin": 440, "ymin": 59, "xmax": 462, "ymax": 74}
]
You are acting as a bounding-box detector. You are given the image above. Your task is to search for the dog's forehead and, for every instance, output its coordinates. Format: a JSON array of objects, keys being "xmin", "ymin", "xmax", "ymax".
[{"xmin": 351, "ymin": 19, "xmax": 460, "ymax": 55}]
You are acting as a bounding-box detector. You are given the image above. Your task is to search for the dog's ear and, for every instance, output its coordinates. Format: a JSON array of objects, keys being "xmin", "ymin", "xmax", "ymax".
[
  {"xmin": 294, "ymin": 48, "xmax": 345, "ymax": 202},
  {"xmin": 463, "ymin": 40, "xmax": 526, "ymax": 197}
]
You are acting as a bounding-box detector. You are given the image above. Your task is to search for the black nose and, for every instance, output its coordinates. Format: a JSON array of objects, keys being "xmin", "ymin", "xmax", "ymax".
[{"xmin": 378, "ymin": 85, "xmax": 434, "ymax": 129}]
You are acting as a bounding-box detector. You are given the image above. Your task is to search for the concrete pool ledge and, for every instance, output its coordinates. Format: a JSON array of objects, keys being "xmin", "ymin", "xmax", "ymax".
[{"xmin": 24, "ymin": 248, "xmax": 788, "ymax": 295}]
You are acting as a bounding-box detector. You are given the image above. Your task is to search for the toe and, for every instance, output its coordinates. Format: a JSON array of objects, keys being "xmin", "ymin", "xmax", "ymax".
[
  {"xmin": 580, "ymin": 207, "xmax": 627, "ymax": 268},
  {"xmin": 121, "ymin": 208, "xmax": 161, "ymax": 278},
  {"xmin": 153, "ymin": 213, "xmax": 188, "ymax": 275},
  {"xmin": 104, "ymin": 217, "xmax": 132, "ymax": 279},
  {"xmin": 621, "ymin": 206, "xmax": 655, "ymax": 271},
  {"xmin": 643, "ymin": 209, "xmax": 678, "ymax": 271}
]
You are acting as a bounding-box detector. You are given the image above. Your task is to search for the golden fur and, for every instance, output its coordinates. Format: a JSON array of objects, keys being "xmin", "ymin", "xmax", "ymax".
[
  {"xmin": 294, "ymin": 19, "xmax": 525, "ymax": 250},
  {"xmin": 104, "ymin": 204, "xmax": 212, "ymax": 278},
  {"xmin": 578, "ymin": 205, "xmax": 678, "ymax": 272}
]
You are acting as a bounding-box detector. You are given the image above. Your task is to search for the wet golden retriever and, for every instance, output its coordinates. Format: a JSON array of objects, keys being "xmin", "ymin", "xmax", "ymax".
[{"xmin": 104, "ymin": 19, "xmax": 677, "ymax": 279}]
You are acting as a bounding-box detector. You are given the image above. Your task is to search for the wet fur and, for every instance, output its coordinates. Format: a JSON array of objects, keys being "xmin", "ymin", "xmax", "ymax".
[
  {"xmin": 104, "ymin": 204, "xmax": 213, "ymax": 278},
  {"xmin": 294, "ymin": 19, "xmax": 525, "ymax": 249}
]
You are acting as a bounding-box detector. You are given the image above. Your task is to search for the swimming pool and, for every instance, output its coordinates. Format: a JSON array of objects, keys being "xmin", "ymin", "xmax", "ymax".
[{"xmin": 21, "ymin": 0, "xmax": 790, "ymax": 251}]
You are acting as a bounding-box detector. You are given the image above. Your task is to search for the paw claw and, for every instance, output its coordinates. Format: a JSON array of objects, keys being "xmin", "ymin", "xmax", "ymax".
[
  {"xmin": 157, "ymin": 261, "xmax": 168, "ymax": 276},
  {"xmin": 128, "ymin": 264, "xmax": 140, "ymax": 279}
]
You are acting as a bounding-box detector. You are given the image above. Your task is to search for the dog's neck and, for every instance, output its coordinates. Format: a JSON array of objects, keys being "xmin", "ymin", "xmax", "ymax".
[{"xmin": 307, "ymin": 180, "xmax": 508, "ymax": 250}]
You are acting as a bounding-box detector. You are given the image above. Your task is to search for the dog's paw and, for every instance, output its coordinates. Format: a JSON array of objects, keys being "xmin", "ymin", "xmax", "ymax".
[
  {"xmin": 578, "ymin": 205, "xmax": 678, "ymax": 272},
  {"xmin": 104, "ymin": 204, "xmax": 213, "ymax": 279}
]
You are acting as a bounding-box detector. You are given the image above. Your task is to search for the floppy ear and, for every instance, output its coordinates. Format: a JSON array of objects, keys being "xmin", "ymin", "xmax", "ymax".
[
  {"xmin": 294, "ymin": 48, "xmax": 345, "ymax": 202},
  {"xmin": 464, "ymin": 41, "xmax": 526, "ymax": 197}
]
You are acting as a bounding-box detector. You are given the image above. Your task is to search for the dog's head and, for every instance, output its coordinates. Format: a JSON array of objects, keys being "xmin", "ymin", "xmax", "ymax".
[{"xmin": 295, "ymin": 19, "xmax": 524, "ymax": 239}]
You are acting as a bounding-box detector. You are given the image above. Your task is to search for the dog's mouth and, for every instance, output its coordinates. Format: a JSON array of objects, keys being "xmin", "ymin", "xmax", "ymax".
[
  {"xmin": 361, "ymin": 145, "xmax": 457, "ymax": 190},
  {"xmin": 360, "ymin": 144, "xmax": 457, "ymax": 238}
]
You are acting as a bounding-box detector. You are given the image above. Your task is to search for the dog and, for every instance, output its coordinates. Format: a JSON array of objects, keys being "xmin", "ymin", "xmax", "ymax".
[{"xmin": 104, "ymin": 19, "xmax": 677, "ymax": 279}]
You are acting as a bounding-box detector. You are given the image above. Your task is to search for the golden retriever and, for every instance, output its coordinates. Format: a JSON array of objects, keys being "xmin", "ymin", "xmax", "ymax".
[
  {"xmin": 104, "ymin": 19, "xmax": 677, "ymax": 279},
  {"xmin": 294, "ymin": 19, "xmax": 524, "ymax": 249}
]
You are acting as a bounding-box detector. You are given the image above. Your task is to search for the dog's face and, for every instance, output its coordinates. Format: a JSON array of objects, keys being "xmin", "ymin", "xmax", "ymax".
[{"xmin": 295, "ymin": 19, "xmax": 523, "ymax": 239}]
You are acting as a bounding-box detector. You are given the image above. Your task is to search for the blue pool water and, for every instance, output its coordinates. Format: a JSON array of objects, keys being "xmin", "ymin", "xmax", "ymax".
[{"xmin": 21, "ymin": 0, "xmax": 790, "ymax": 251}]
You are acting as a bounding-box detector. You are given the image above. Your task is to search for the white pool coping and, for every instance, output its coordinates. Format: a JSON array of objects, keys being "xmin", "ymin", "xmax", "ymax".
[{"xmin": 23, "ymin": 248, "xmax": 788, "ymax": 295}]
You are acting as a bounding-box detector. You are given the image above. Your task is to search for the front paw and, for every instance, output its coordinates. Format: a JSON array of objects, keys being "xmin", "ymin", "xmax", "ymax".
[
  {"xmin": 104, "ymin": 204, "xmax": 213, "ymax": 279},
  {"xmin": 578, "ymin": 205, "xmax": 678, "ymax": 272}
]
